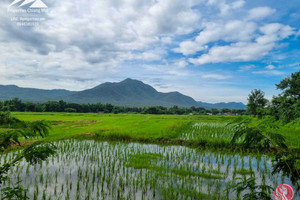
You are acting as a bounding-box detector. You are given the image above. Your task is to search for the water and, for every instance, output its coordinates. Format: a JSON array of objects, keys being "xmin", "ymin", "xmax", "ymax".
[{"xmin": 0, "ymin": 140, "xmax": 297, "ymax": 200}]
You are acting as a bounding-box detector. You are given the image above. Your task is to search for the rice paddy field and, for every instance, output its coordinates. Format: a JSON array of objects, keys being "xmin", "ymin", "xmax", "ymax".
[
  {"xmin": 0, "ymin": 140, "xmax": 295, "ymax": 200},
  {"xmin": 1, "ymin": 112, "xmax": 300, "ymax": 199},
  {"xmin": 9, "ymin": 112, "xmax": 300, "ymax": 149}
]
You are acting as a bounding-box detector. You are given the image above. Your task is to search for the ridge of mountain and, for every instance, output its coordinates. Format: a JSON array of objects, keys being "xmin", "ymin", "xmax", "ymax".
[{"xmin": 0, "ymin": 79, "xmax": 246, "ymax": 109}]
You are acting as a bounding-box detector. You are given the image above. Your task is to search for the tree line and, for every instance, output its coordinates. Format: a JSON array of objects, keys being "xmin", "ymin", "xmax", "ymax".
[
  {"xmin": 247, "ymin": 69, "xmax": 300, "ymax": 123},
  {"xmin": 0, "ymin": 99, "xmax": 246, "ymax": 115}
]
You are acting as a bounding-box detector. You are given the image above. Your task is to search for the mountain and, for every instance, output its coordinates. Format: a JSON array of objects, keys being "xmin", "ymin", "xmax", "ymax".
[
  {"xmin": 63, "ymin": 78, "xmax": 199, "ymax": 107},
  {"xmin": 0, "ymin": 79, "xmax": 199, "ymax": 107},
  {"xmin": 0, "ymin": 79, "xmax": 246, "ymax": 109},
  {"xmin": 197, "ymin": 101, "xmax": 246, "ymax": 110},
  {"xmin": 0, "ymin": 85, "xmax": 75, "ymax": 102}
]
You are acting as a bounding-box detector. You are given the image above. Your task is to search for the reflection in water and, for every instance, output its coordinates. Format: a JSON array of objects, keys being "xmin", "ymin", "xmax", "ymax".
[{"xmin": 0, "ymin": 140, "xmax": 296, "ymax": 200}]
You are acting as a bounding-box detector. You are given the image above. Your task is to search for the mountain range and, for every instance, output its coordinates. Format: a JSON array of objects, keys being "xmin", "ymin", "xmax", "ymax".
[
  {"xmin": 0, "ymin": 78, "xmax": 246, "ymax": 109},
  {"xmin": 197, "ymin": 101, "xmax": 246, "ymax": 110}
]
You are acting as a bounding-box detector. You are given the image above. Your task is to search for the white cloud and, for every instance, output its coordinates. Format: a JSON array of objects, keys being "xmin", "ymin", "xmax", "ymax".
[
  {"xmin": 259, "ymin": 23, "xmax": 295, "ymax": 39},
  {"xmin": 231, "ymin": 0, "xmax": 245, "ymax": 9},
  {"xmin": 173, "ymin": 41, "xmax": 207, "ymax": 55},
  {"xmin": 252, "ymin": 70, "xmax": 284, "ymax": 76},
  {"xmin": 0, "ymin": 0, "xmax": 203, "ymax": 90},
  {"xmin": 202, "ymin": 74, "xmax": 232, "ymax": 80},
  {"xmin": 239, "ymin": 64, "xmax": 255, "ymax": 71},
  {"xmin": 161, "ymin": 37, "xmax": 172, "ymax": 44},
  {"xmin": 265, "ymin": 65, "xmax": 275, "ymax": 70},
  {"xmin": 207, "ymin": 0, "xmax": 245, "ymax": 16},
  {"xmin": 174, "ymin": 59, "xmax": 188, "ymax": 68},
  {"xmin": 250, "ymin": 64, "xmax": 286, "ymax": 76},
  {"xmin": 247, "ymin": 7, "xmax": 276, "ymax": 20},
  {"xmin": 133, "ymin": 0, "xmax": 201, "ymax": 36},
  {"xmin": 127, "ymin": 49, "xmax": 166, "ymax": 61},
  {"xmin": 174, "ymin": 20, "xmax": 257, "ymax": 56},
  {"xmin": 189, "ymin": 23, "xmax": 296, "ymax": 65},
  {"xmin": 189, "ymin": 42, "xmax": 274, "ymax": 65},
  {"xmin": 195, "ymin": 20, "xmax": 257, "ymax": 44}
]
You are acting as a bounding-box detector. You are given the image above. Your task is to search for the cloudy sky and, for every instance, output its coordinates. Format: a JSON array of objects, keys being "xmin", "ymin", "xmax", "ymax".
[{"xmin": 0, "ymin": 0, "xmax": 299, "ymax": 103}]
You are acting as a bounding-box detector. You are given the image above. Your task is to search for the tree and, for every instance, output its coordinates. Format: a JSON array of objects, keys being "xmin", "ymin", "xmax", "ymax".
[
  {"xmin": 211, "ymin": 108, "xmax": 219, "ymax": 115},
  {"xmin": 143, "ymin": 106, "xmax": 161, "ymax": 114},
  {"xmin": 0, "ymin": 112, "xmax": 56, "ymax": 199},
  {"xmin": 104, "ymin": 104, "xmax": 114, "ymax": 113},
  {"xmin": 276, "ymin": 70, "xmax": 300, "ymax": 100},
  {"xmin": 24, "ymin": 102, "xmax": 37, "ymax": 112},
  {"xmin": 64, "ymin": 108, "xmax": 77, "ymax": 113},
  {"xmin": 247, "ymin": 89, "xmax": 268, "ymax": 117},
  {"xmin": 221, "ymin": 108, "xmax": 230, "ymax": 113},
  {"xmin": 2, "ymin": 98, "xmax": 25, "ymax": 112},
  {"xmin": 44, "ymin": 101, "xmax": 61, "ymax": 112},
  {"xmin": 268, "ymin": 70, "xmax": 300, "ymax": 122}
]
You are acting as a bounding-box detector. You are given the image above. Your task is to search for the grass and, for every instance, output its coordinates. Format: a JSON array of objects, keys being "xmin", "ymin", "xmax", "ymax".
[
  {"xmin": 127, "ymin": 152, "xmax": 224, "ymax": 179},
  {"xmin": 7, "ymin": 112, "xmax": 300, "ymax": 150},
  {"xmin": 10, "ymin": 112, "xmax": 235, "ymax": 143}
]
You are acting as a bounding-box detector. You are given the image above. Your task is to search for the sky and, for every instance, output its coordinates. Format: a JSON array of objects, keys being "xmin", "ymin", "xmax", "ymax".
[{"xmin": 0, "ymin": 0, "xmax": 299, "ymax": 103}]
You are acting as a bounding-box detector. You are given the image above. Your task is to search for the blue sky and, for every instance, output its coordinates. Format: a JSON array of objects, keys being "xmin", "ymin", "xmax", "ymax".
[{"xmin": 0, "ymin": 0, "xmax": 299, "ymax": 103}]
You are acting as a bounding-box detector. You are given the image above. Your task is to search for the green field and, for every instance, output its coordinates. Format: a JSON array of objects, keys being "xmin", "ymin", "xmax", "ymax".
[
  {"xmin": 1, "ymin": 112, "xmax": 299, "ymax": 199},
  {"xmin": 11, "ymin": 112, "xmax": 300, "ymax": 149}
]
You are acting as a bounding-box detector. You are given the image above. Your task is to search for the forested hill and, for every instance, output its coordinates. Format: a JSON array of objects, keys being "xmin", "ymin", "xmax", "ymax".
[
  {"xmin": 0, "ymin": 79, "xmax": 246, "ymax": 109},
  {"xmin": 0, "ymin": 79, "xmax": 199, "ymax": 107},
  {"xmin": 63, "ymin": 78, "xmax": 199, "ymax": 107},
  {"xmin": 197, "ymin": 101, "xmax": 246, "ymax": 110},
  {"xmin": 0, "ymin": 85, "xmax": 75, "ymax": 102}
]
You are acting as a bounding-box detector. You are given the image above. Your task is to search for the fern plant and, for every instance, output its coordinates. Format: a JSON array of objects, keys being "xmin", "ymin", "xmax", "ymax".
[
  {"xmin": 230, "ymin": 117, "xmax": 300, "ymax": 194},
  {"xmin": 0, "ymin": 112, "xmax": 56, "ymax": 199},
  {"xmin": 225, "ymin": 176, "xmax": 273, "ymax": 200}
]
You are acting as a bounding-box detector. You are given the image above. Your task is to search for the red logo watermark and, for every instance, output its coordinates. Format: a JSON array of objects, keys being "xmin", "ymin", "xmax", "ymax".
[{"xmin": 274, "ymin": 183, "xmax": 294, "ymax": 200}]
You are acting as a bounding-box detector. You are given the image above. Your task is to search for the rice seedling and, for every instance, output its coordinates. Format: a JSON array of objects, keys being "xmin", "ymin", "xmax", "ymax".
[
  {"xmin": 180, "ymin": 122, "xmax": 236, "ymax": 144},
  {"xmin": 0, "ymin": 139, "xmax": 297, "ymax": 199}
]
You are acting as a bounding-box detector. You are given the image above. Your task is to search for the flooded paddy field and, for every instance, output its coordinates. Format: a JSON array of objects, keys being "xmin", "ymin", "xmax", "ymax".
[{"xmin": 0, "ymin": 140, "xmax": 295, "ymax": 200}]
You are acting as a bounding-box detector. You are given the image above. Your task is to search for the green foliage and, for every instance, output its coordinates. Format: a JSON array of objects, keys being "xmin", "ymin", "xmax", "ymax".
[
  {"xmin": 0, "ymin": 98, "xmax": 247, "ymax": 116},
  {"xmin": 272, "ymin": 150, "xmax": 300, "ymax": 191},
  {"xmin": 226, "ymin": 177, "xmax": 273, "ymax": 200},
  {"xmin": 0, "ymin": 130, "xmax": 21, "ymax": 150},
  {"xmin": 25, "ymin": 120, "xmax": 51, "ymax": 139},
  {"xmin": 269, "ymin": 96, "xmax": 300, "ymax": 123},
  {"xmin": 276, "ymin": 70, "xmax": 300, "ymax": 100},
  {"xmin": 127, "ymin": 152, "xmax": 224, "ymax": 179},
  {"xmin": 247, "ymin": 89, "xmax": 268, "ymax": 117},
  {"xmin": 248, "ymin": 70, "xmax": 300, "ymax": 122},
  {"xmin": 64, "ymin": 108, "xmax": 77, "ymax": 113},
  {"xmin": 0, "ymin": 111, "xmax": 21, "ymax": 126},
  {"xmin": 0, "ymin": 112, "xmax": 55, "ymax": 199},
  {"xmin": 22, "ymin": 142, "xmax": 57, "ymax": 165},
  {"xmin": 230, "ymin": 116, "xmax": 300, "ymax": 194},
  {"xmin": 1, "ymin": 183, "xmax": 28, "ymax": 200},
  {"xmin": 231, "ymin": 117, "xmax": 287, "ymax": 150}
]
